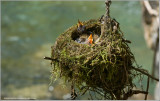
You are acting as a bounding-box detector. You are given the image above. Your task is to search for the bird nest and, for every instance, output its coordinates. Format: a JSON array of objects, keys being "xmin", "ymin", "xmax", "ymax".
[
  {"xmin": 45, "ymin": 1, "xmax": 159, "ymax": 100},
  {"xmin": 50, "ymin": 18, "xmax": 139, "ymax": 99}
]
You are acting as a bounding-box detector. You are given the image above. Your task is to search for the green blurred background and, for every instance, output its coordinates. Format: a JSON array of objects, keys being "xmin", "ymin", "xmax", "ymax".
[{"xmin": 1, "ymin": 1, "xmax": 156, "ymax": 100}]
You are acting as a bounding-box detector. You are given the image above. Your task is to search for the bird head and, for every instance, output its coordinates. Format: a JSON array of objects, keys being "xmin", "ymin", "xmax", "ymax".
[
  {"xmin": 77, "ymin": 19, "xmax": 86, "ymax": 34},
  {"xmin": 77, "ymin": 19, "xmax": 83, "ymax": 27},
  {"xmin": 88, "ymin": 34, "xmax": 93, "ymax": 44}
]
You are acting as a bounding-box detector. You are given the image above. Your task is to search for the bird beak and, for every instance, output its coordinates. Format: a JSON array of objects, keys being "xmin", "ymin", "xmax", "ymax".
[
  {"xmin": 77, "ymin": 19, "xmax": 83, "ymax": 27},
  {"xmin": 88, "ymin": 34, "xmax": 93, "ymax": 44}
]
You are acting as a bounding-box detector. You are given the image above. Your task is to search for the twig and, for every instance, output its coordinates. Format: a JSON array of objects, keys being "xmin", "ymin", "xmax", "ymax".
[
  {"xmin": 151, "ymin": 33, "xmax": 159, "ymax": 81},
  {"xmin": 96, "ymin": 0, "xmax": 112, "ymax": 44},
  {"xmin": 89, "ymin": 91, "xmax": 93, "ymax": 100},
  {"xmin": 131, "ymin": 66, "xmax": 159, "ymax": 81},
  {"xmin": 145, "ymin": 76, "xmax": 150, "ymax": 100},
  {"xmin": 132, "ymin": 90, "xmax": 148, "ymax": 94},
  {"xmin": 143, "ymin": 1, "xmax": 158, "ymax": 16},
  {"xmin": 71, "ymin": 82, "xmax": 77, "ymax": 100},
  {"xmin": 44, "ymin": 56, "xmax": 59, "ymax": 62},
  {"xmin": 105, "ymin": 0, "xmax": 111, "ymax": 18},
  {"xmin": 88, "ymin": 88, "xmax": 104, "ymax": 97},
  {"xmin": 81, "ymin": 87, "xmax": 89, "ymax": 96},
  {"xmin": 123, "ymin": 90, "xmax": 148, "ymax": 100}
]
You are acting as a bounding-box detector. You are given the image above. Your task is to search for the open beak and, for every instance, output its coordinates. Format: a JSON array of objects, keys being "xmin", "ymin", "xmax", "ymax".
[
  {"xmin": 77, "ymin": 19, "xmax": 83, "ymax": 27},
  {"xmin": 88, "ymin": 34, "xmax": 93, "ymax": 44}
]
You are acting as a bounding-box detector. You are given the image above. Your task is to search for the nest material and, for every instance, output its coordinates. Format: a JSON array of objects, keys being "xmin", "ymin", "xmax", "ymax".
[{"xmin": 51, "ymin": 19, "xmax": 138, "ymax": 99}]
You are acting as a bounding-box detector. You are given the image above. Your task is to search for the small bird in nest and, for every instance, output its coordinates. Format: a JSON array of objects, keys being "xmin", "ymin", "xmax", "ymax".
[
  {"xmin": 88, "ymin": 34, "xmax": 93, "ymax": 44},
  {"xmin": 77, "ymin": 19, "xmax": 86, "ymax": 34},
  {"xmin": 75, "ymin": 33, "xmax": 93, "ymax": 45}
]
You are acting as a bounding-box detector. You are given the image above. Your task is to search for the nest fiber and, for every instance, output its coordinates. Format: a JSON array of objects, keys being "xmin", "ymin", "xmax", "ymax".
[{"xmin": 51, "ymin": 19, "xmax": 137, "ymax": 99}]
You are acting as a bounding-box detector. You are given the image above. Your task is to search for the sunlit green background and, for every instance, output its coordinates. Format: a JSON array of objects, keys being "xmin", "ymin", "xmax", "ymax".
[{"xmin": 1, "ymin": 1, "xmax": 156, "ymax": 100}]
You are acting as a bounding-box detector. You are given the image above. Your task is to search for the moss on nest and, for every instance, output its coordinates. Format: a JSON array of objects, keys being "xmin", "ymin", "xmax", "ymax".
[{"xmin": 50, "ymin": 19, "xmax": 138, "ymax": 99}]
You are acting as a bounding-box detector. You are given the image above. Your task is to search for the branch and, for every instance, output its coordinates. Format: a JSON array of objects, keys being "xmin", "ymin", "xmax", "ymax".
[
  {"xmin": 96, "ymin": 0, "xmax": 112, "ymax": 44},
  {"xmin": 71, "ymin": 82, "xmax": 77, "ymax": 100},
  {"xmin": 132, "ymin": 90, "xmax": 148, "ymax": 94},
  {"xmin": 131, "ymin": 66, "xmax": 159, "ymax": 81},
  {"xmin": 105, "ymin": 0, "xmax": 112, "ymax": 18},
  {"xmin": 145, "ymin": 76, "xmax": 150, "ymax": 100},
  {"xmin": 44, "ymin": 56, "xmax": 59, "ymax": 62},
  {"xmin": 123, "ymin": 90, "xmax": 148, "ymax": 100},
  {"xmin": 143, "ymin": 1, "xmax": 158, "ymax": 16}
]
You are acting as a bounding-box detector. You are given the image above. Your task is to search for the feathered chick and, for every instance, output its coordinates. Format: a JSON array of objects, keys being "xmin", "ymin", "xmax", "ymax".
[
  {"xmin": 75, "ymin": 34, "xmax": 93, "ymax": 45},
  {"xmin": 88, "ymin": 34, "xmax": 93, "ymax": 44},
  {"xmin": 77, "ymin": 19, "xmax": 86, "ymax": 34}
]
